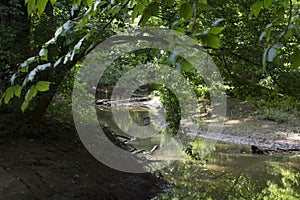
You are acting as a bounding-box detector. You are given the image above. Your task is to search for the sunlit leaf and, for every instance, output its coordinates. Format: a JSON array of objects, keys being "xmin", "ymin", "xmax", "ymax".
[
  {"xmin": 36, "ymin": 81, "xmax": 51, "ymax": 92},
  {"xmin": 10, "ymin": 74, "xmax": 17, "ymax": 85},
  {"xmin": 4, "ymin": 87, "xmax": 14, "ymax": 104},
  {"xmin": 85, "ymin": 0, "xmax": 93, "ymax": 7},
  {"xmin": 36, "ymin": 63, "xmax": 51, "ymax": 70},
  {"xmin": 21, "ymin": 61, "xmax": 28, "ymax": 68},
  {"xmin": 27, "ymin": 0, "xmax": 36, "ymax": 16},
  {"xmin": 45, "ymin": 38, "xmax": 56, "ymax": 46},
  {"xmin": 37, "ymin": 0, "xmax": 48, "ymax": 16},
  {"xmin": 21, "ymin": 86, "xmax": 38, "ymax": 112},
  {"xmin": 268, "ymin": 47, "xmax": 277, "ymax": 62},
  {"xmin": 182, "ymin": 60, "xmax": 193, "ymax": 72},
  {"xmin": 22, "ymin": 77, "xmax": 29, "ymax": 87},
  {"xmin": 27, "ymin": 86, "xmax": 38, "ymax": 100},
  {"xmin": 63, "ymin": 20, "xmax": 73, "ymax": 30},
  {"xmin": 132, "ymin": 5, "xmax": 139, "ymax": 21},
  {"xmin": 14, "ymin": 85, "xmax": 22, "ymax": 98},
  {"xmin": 39, "ymin": 48, "xmax": 48, "ymax": 60},
  {"xmin": 27, "ymin": 56, "xmax": 36, "ymax": 64},
  {"xmin": 54, "ymin": 57, "xmax": 63, "ymax": 68},
  {"xmin": 28, "ymin": 69, "xmax": 37, "ymax": 81},
  {"xmin": 209, "ymin": 27, "xmax": 225, "ymax": 34},
  {"xmin": 201, "ymin": 34, "xmax": 221, "ymax": 49},
  {"xmin": 21, "ymin": 101, "xmax": 28, "ymax": 113},
  {"xmin": 212, "ymin": 18, "xmax": 225, "ymax": 27},
  {"xmin": 74, "ymin": 41, "xmax": 82, "ymax": 50},
  {"xmin": 55, "ymin": 27, "xmax": 63, "ymax": 38}
]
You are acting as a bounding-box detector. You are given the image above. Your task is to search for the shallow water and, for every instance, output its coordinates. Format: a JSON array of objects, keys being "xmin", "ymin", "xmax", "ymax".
[{"xmin": 96, "ymin": 103, "xmax": 300, "ymax": 200}]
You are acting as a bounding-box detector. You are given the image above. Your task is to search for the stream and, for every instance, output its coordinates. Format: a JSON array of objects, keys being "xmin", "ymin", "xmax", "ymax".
[{"xmin": 96, "ymin": 97, "xmax": 300, "ymax": 199}]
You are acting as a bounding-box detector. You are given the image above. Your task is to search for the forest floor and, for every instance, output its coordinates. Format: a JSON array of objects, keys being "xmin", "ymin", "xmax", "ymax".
[{"xmin": 0, "ymin": 112, "xmax": 165, "ymax": 200}]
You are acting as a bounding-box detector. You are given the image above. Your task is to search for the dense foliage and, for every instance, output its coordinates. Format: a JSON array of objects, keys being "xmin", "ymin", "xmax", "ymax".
[{"xmin": 0, "ymin": 0, "xmax": 299, "ymax": 123}]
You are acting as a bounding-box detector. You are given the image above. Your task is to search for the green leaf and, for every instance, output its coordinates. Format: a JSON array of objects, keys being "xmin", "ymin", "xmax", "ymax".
[
  {"xmin": 10, "ymin": 74, "xmax": 17, "ymax": 85},
  {"xmin": 209, "ymin": 27, "xmax": 225, "ymax": 34},
  {"xmin": 182, "ymin": 60, "xmax": 193, "ymax": 72},
  {"xmin": 14, "ymin": 85, "xmax": 22, "ymax": 98},
  {"xmin": 4, "ymin": 87, "xmax": 14, "ymax": 104},
  {"xmin": 27, "ymin": 56, "xmax": 36, "ymax": 64},
  {"xmin": 262, "ymin": 47, "xmax": 269, "ymax": 71},
  {"xmin": 179, "ymin": 3, "xmax": 193, "ymax": 20},
  {"xmin": 74, "ymin": 40, "xmax": 83, "ymax": 50},
  {"xmin": 264, "ymin": 0, "xmax": 272, "ymax": 9},
  {"xmin": 199, "ymin": 0, "xmax": 207, "ymax": 4},
  {"xmin": 201, "ymin": 34, "xmax": 221, "ymax": 49},
  {"xmin": 132, "ymin": 5, "xmax": 139, "ymax": 21},
  {"xmin": 55, "ymin": 27, "xmax": 63, "ymax": 38},
  {"xmin": 86, "ymin": 0, "xmax": 93, "ymax": 7},
  {"xmin": 54, "ymin": 57, "xmax": 63, "ymax": 68},
  {"xmin": 36, "ymin": 63, "xmax": 51, "ymax": 70},
  {"xmin": 173, "ymin": 27, "xmax": 186, "ymax": 33},
  {"xmin": 27, "ymin": 0, "xmax": 36, "ymax": 16},
  {"xmin": 139, "ymin": 2, "xmax": 159, "ymax": 26},
  {"xmin": 251, "ymin": 1, "xmax": 263, "ymax": 17},
  {"xmin": 212, "ymin": 18, "xmax": 225, "ymax": 27},
  {"xmin": 291, "ymin": 49, "xmax": 300, "ymax": 69},
  {"xmin": 29, "ymin": 86, "xmax": 38, "ymax": 100},
  {"xmin": 28, "ymin": 69, "xmax": 37, "ymax": 81},
  {"xmin": 39, "ymin": 48, "xmax": 48, "ymax": 60},
  {"xmin": 22, "ymin": 86, "xmax": 38, "ymax": 112},
  {"xmin": 36, "ymin": 81, "xmax": 51, "ymax": 92},
  {"xmin": 265, "ymin": 28, "xmax": 271, "ymax": 42},
  {"xmin": 21, "ymin": 61, "xmax": 28, "ymax": 68},
  {"xmin": 21, "ymin": 101, "xmax": 29, "ymax": 113},
  {"xmin": 37, "ymin": 0, "xmax": 48, "ymax": 16},
  {"xmin": 63, "ymin": 20, "xmax": 73, "ymax": 30},
  {"xmin": 50, "ymin": 0, "xmax": 56, "ymax": 4}
]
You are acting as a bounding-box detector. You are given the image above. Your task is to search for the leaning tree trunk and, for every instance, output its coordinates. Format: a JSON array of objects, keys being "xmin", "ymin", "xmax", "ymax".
[{"xmin": 27, "ymin": 50, "xmax": 87, "ymax": 124}]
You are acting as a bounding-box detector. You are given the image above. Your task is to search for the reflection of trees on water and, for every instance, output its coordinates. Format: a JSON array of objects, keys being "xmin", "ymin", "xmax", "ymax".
[
  {"xmin": 153, "ymin": 159, "xmax": 300, "ymax": 200},
  {"xmin": 97, "ymin": 101, "xmax": 299, "ymax": 199}
]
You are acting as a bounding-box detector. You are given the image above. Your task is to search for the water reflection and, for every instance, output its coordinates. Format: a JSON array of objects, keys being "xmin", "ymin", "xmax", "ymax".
[
  {"xmin": 153, "ymin": 143, "xmax": 300, "ymax": 200},
  {"xmin": 96, "ymin": 102, "xmax": 300, "ymax": 199}
]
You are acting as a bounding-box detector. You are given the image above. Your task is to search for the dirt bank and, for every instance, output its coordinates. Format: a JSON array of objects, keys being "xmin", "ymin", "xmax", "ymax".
[
  {"xmin": 145, "ymin": 97, "xmax": 300, "ymax": 150},
  {"xmin": 0, "ymin": 113, "xmax": 164, "ymax": 200}
]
